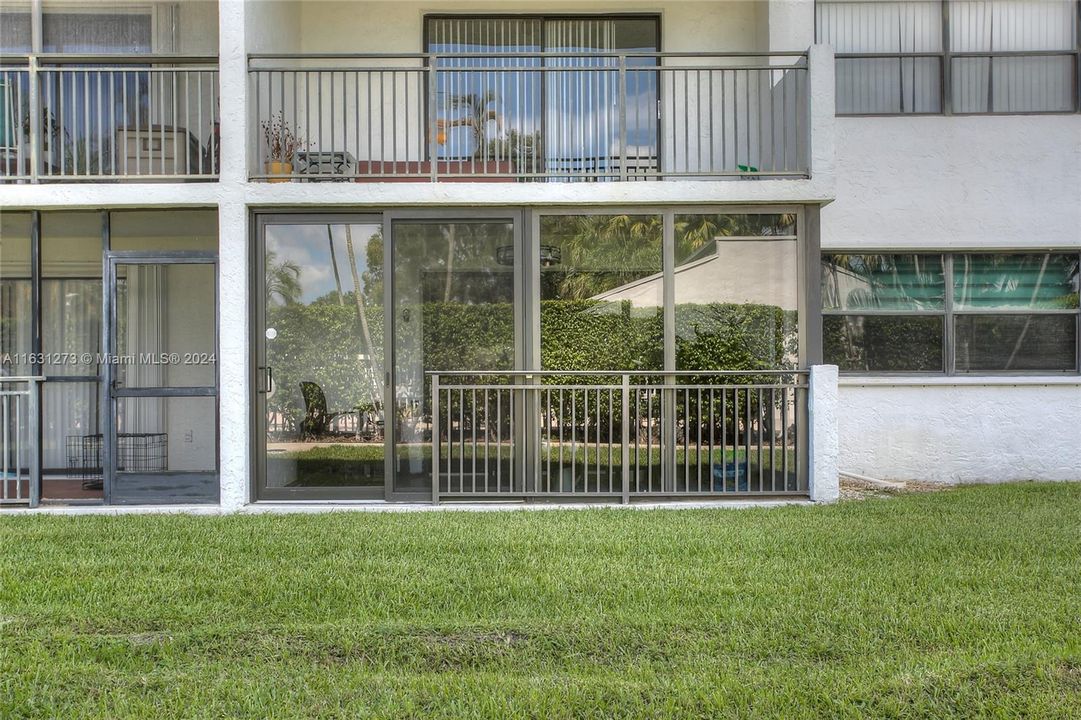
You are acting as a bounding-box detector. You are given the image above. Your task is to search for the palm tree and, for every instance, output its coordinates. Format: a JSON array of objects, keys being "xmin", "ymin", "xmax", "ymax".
[{"xmin": 265, "ymin": 249, "xmax": 302, "ymax": 306}]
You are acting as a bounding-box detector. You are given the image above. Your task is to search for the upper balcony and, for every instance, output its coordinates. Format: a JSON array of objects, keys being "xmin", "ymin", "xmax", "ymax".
[
  {"xmin": 244, "ymin": 4, "xmax": 821, "ymax": 185},
  {"xmin": 247, "ymin": 50, "xmax": 810, "ymax": 183},
  {"xmin": 0, "ymin": 0, "xmax": 219, "ymax": 184},
  {"xmin": 1, "ymin": 55, "xmax": 219, "ymax": 183}
]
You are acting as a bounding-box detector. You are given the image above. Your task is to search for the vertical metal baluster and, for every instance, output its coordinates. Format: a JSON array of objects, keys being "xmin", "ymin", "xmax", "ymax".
[
  {"xmin": 758, "ymin": 387, "xmax": 764, "ymax": 493},
  {"xmin": 171, "ymin": 68, "xmax": 178, "ymax": 175},
  {"xmin": 558, "ymin": 388, "xmax": 565, "ymax": 492},
  {"xmin": 697, "ymin": 387, "xmax": 703, "ymax": 492},
  {"xmin": 682, "ymin": 388, "xmax": 689, "ymax": 488},
  {"xmin": 95, "ymin": 70, "xmax": 102, "ymax": 176},
  {"xmin": 782, "ymin": 385, "xmax": 789, "ymax": 491},
  {"xmin": 770, "ymin": 387, "xmax": 777, "ymax": 492},
  {"xmin": 2, "ymin": 396, "xmax": 9, "ymax": 498},
  {"xmin": 708, "ymin": 388, "xmax": 715, "ymax": 492},
  {"xmin": 646, "ymin": 387, "xmax": 653, "ymax": 492},
  {"xmin": 571, "ymin": 390, "xmax": 577, "ymax": 493},
  {"xmin": 471, "ymin": 388, "xmax": 477, "ymax": 493},
  {"xmin": 14, "ymin": 395, "xmax": 22, "ymax": 500},
  {"xmin": 745, "ymin": 388, "xmax": 753, "ymax": 492},
  {"xmin": 733, "ymin": 388, "xmax": 740, "ymax": 492},
  {"xmin": 608, "ymin": 388, "xmax": 614, "ymax": 493},
  {"xmin": 444, "ymin": 386, "xmax": 452, "ymax": 491},
  {"xmin": 546, "ymin": 388, "xmax": 552, "ymax": 493}
]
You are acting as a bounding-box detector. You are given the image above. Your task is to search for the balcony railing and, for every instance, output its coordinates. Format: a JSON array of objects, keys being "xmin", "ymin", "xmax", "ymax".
[
  {"xmin": 1, "ymin": 55, "xmax": 219, "ymax": 183},
  {"xmin": 249, "ymin": 52, "xmax": 809, "ymax": 182},
  {"xmin": 429, "ymin": 371, "xmax": 808, "ymax": 501},
  {"xmin": 0, "ymin": 377, "xmax": 41, "ymax": 507}
]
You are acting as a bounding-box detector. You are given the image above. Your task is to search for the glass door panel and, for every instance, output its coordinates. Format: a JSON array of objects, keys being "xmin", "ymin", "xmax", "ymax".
[
  {"xmin": 259, "ymin": 221, "xmax": 385, "ymax": 496},
  {"xmin": 391, "ymin": 219, "xmax": 517, "ymax": 494}
]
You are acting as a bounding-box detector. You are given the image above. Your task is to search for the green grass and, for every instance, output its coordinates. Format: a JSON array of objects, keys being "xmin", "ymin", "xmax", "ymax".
[{"xmin": 2, "ymin": 483, "xmax": 1080, "ymax": 718}]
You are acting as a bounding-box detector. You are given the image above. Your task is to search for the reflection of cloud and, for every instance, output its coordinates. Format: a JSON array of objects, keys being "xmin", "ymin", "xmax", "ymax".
[{"xmin": 265, "ymin": 223, "xmax": 379, "ymax": 305}]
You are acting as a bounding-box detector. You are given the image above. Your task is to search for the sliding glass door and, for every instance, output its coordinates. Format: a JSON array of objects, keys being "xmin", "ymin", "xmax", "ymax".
[
  {"xmin": 388, "ymin": 214, "xmax": 522, "ymax": 496},
  {"xmin": 425, "ymin": 15, "xmax": 659, "ymax": 179},
  {"xmin": 255, "ymin": 216, "xmax": 385, "ymax": 500}
]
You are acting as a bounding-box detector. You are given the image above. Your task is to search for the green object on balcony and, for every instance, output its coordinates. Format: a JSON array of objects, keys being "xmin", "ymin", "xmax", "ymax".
[{"xmin": 737, "ymin": 164, "xmax": 759, "ymax": 173}]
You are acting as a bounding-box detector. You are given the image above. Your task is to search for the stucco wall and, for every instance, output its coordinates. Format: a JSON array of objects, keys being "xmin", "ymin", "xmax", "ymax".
[
  {"xmin": 281, "ymin": 1, "xmax": 767, "ymax": 55},
  {"xmin": 823, "ymin": 115, "xmax": 1081, "ymax": 248},
  {"xmin": 838, "ymin": 380, "xmax": 1081, "ymax": 483},
  {"xmin": 823, "ymin": 114, "xmax": 1081, "ymax": 484}
]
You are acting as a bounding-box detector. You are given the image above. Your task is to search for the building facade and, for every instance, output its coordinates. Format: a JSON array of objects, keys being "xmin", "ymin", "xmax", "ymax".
[{"xmin": 0, "ymin": 0, "xmax": 1077, "ymax": 508}]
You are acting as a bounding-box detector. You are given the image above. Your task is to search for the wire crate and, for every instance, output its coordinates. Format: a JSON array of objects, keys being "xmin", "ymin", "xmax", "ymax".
[{"xmin": 66, "ymin": 433, "xmax": 168, "ymax": 490}]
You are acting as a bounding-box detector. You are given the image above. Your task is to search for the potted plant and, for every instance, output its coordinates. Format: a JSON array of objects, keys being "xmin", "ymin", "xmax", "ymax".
[{"xmin": 260, "ymin": 111, "xmax": 303, "ymax": 182}]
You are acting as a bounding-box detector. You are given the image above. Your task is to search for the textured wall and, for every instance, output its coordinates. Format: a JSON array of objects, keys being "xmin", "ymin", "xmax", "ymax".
[
  {"xmin": 838, "ymin": 380, "xmax": 1081, "ymax": 483},
  {"xmin": 823, "ymin": 115, "xmax": 1081, "ymax": 249}
]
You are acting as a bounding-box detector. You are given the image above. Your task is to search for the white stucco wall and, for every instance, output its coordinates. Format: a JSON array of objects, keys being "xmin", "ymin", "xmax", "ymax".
[
  {"xmin": 838, "ymin": 379, "xmax": 1081, "ymax": 483},
  {"xmin": 823, "ymin": 115, "xmax": 1081, "ymax": 248},
  {"xmin": 824, "ymin": 113, "xmax": 1081, "ymax": 484}
]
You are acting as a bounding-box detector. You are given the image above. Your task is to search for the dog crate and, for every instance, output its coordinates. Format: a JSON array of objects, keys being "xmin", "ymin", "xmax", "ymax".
[{"xmin": 66, "ymin": 433, "xmax": 168, "ymax": 490}]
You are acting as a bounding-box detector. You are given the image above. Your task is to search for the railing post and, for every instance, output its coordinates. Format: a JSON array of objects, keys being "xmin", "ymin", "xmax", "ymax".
[
  {"xmin": 808, "ymin": 365, "xmax": 839, "ymax": 503},
  {"xmin": 428, "ymin": 55, "xmax": 438, "ymax": 183},
  {"xmin": 430, "ymin": 373, "xmax": 440, "ymax": 503},
  {"xmin": 618, "ymin": 54, "xmax": 628, "ymax": 182},
  {"xmin": 27, "ymin": 56, "xmax": 40, "ymax": 183},
  {"xmin": 621, "ymin": 373, "xmax": 630, "ymax": 504},
  {"xmin": 28, "ymin": 379, "xmax": 40, "ymax": 508}
]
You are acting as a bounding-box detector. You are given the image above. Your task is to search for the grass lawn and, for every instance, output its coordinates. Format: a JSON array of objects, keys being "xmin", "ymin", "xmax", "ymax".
[{"xmin": 2, "ymin": 483, "xmax": 1080, "ymax": 718}]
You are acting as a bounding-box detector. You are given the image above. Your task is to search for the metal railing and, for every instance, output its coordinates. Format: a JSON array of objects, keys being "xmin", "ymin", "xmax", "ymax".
[
  {"xmin": 248, "ymin": 52, "xmax": 809, "ymax": 182},
  {"xmin": 429, "ymin": 370, "xmax": 808, "ymax": 502},
  {"xmin": 1, "ymin": 55, "xmax": 219, "ymax": 183},
  {"xmin": 0, "ymin": 377, "xmax": 42, "ymax": 507}
]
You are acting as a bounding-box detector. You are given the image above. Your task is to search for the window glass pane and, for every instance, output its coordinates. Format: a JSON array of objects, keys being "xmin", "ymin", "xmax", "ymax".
[
  {"xmin": 43, "ymin": 381, "xmax": 102, "ymax": 500},
  {"xmin": 822, "ymin": 254, "xmax": 945, "ymax": 311},
  {"xmin": 952, "ymin": 56, "xmax": 1075, "ymax": 113},
  {"xmin": 0, "ymin": 212, "xmax": 31, "ymax": 376},
  {"xmin": 955, "ymin": 314, "xmax": 1077, "ymax": 372},
  {"xmin": 42, "ymin": 212, "xmax": 102, "ymax": 377},
  {"xmin": 824, "ymin": 315, "xmax": 944, "ymax": 372},
  {"xmin": 110, "ymin": 210, "xmax": 217, "ymax": 252},
  {"xmin": 393, "ymin": 220, "xmax": 516, "ymax": 493},
  {"xmin": 263, "ymin": 222, "xmax": 386, "ymax": 491},
  {"xmin": 42, "ymin": 9, "xmax": 152, "ymax": 54},
  {"xmin": 835, "ymin": 57, "xmax": 943, "ymax": 114},
  {"xmin": 0, "ymin": 5, "xmax": 30, "ymax": 53},
  {"xmin": 675, "ymin": 214, "xmax": 799, "ymax": 370},
  {"xmin": 953, "ymin": 253, "xmax": 1080, "ymax": 310},
  {"xmin": 540, "ymin": 215, "xmax": 663, "ymax": 371}
]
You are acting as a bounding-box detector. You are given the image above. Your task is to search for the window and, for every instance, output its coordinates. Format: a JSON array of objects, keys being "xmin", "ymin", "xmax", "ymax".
[
  {"xmin": 425, "ymin": 16, "xmax": 660, "ymax": 176},
  {"xmin": 816, "ymin": 0, "xmax": 1081, "ymax": 114},
  {"xmin": 823, "ymin": 252, "xmax": 1081, "ymax": 373}
]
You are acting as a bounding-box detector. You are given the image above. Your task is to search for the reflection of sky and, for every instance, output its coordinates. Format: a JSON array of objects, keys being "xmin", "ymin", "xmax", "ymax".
[
  {"xmin": 265, "ymin": 224, "xmax": 380, "ymax": 305},
  {"xmin": 431, "ymin": 39, "xmax": 658, "ymax": 160}
]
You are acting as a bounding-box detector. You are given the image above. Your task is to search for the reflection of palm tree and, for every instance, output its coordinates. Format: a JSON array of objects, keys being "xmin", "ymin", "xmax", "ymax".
[
  {"xmin": 265, "ymin": 250, "xmax": 302, "ymax": 305},
  {"xmin": 438, "ymin": 91, "xmax": 504, "ymax": 158}
]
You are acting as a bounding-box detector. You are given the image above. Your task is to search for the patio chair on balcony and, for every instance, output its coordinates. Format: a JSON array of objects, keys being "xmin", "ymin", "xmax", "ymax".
[{"xmin": 298, "ymin": 381, "xmax": 361, "ymax": 439}]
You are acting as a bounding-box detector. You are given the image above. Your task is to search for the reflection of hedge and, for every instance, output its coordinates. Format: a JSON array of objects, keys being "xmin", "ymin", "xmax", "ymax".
[
  {"xmin": 823, "ymin": 315, "xmax": 943, "ymax": 372},
  {"xmin": 267, "ymin": 299, "xmax": 797, "ymax": 435}
]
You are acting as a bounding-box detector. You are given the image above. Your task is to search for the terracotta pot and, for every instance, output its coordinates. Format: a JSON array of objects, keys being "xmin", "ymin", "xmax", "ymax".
[{"xmin": 265, "ymin": 160, "xmax": 293, "ymax": 183}]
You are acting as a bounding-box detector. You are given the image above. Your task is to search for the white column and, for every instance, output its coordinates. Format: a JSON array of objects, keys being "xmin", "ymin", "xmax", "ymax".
[
  {"xmin": 217, "ymin": 0, "xmax": 250, "ymax": 510},
  {"xmin": 807, "ymin": 44, "xmax": 836, "ymax": 187},
  {"xmin": 809, "ymin": 364, "xmax": 840, "ymax": 503}
]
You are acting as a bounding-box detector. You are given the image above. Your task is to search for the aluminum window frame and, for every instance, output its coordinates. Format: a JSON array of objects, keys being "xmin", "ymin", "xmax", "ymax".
[
  {"xmin": 822, "ymin": 249, "xmax": 1081, "ymax": 376},
  {"xmin": 815, "ymin": 0, "xmax": 1081, "ymax": 116}
]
